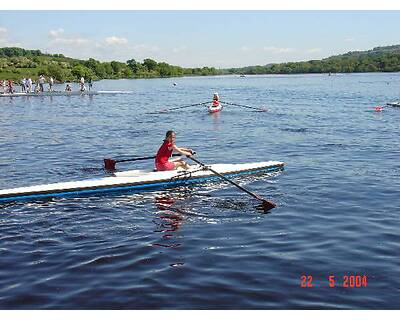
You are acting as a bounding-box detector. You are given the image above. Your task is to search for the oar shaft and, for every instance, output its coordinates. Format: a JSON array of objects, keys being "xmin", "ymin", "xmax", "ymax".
[
  {"xmin": 189, "ymin": 156, "xmax": 262, "ymax": 201},
  {"xmin": 220, "ymin": 100, "xmax": 264, "ymax": 111},
  {"xmin": 104, "ymin": 153, "xmax": 181, "ymax": 170},
  {"xmin": 116, "ymin": 155, "xmax": 155, "ymax": 163},
  {"xmin": 115, "ymin": 153, "xmax": 181, "ymax": 164},
  {"xmin": 164, "ymin": 101, "xmax": 212, "ymax": 112}
]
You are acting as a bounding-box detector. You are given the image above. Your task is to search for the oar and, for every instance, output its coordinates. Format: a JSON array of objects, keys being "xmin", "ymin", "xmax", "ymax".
[
  {"xmin": 188, "ymin": 156, "xmax": 276, "ymax": 212},
  {"xmin": 148, "ymin": 101, "xmax": 212, "ymax": 114},
  {"xmin": 220, "ymin": 100, "xmax": 268, "ymax": 112},
  {"xmin": 104, "ymin": 154, "xmax": 181, "ymax": 170}
]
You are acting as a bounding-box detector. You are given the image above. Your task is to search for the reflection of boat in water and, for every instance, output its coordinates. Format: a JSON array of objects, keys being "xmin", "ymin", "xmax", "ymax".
[
  {"xmin": 153, "ymin": 195, "xmax": 184, "ymax": 252},
  {"xmin": 0, "ymin": 161, "xmax": 284, "ymax": 203},
  {"xmin": 0, "ymin": 90, "xmax": 130, "ymax": 97}
]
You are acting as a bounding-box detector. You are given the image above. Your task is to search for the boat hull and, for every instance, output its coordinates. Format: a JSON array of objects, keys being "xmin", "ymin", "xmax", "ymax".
[
  {"xmin": 0, "ymin": 161, "xmax": 284, "ymax": 203},
  {"xmin": 387, "ymin": 101, "xmax": 400, "ymax": 107},
  {"xmin": 208, "ymin": 103, "xmax": 223, "ymax": 113}
]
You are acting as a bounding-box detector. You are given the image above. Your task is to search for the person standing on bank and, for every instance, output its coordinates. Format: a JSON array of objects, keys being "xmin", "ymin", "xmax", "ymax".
[
  {"xmin": 49, "ymin": 76, "xmax": 54, "ymax": 92},
  {"xmin": 79, "ymin": 76, "xmax": 86, "ymax": 91},
  {"xmin": 7, "ymin": 79, "xmax": 14, "ymax": 93},
  {"xmin": 27, "ymin": 77, "xmax": 32, "ymax": 93},
  {"xmin": 155, "ymin": 130, "xmax": 194, "ymax": 171},
  {"xmin": 38, "ymin": 75, "xmax": 45, "ymax": 92}
]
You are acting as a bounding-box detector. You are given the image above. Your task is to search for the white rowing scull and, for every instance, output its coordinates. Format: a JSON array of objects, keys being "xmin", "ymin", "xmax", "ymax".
[{"xmin": 0, "ymin": 161, "xmax": 284, "ymax": 203}]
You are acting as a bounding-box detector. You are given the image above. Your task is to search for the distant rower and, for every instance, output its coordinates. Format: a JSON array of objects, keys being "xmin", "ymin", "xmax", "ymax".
[
  {"xmin": 212, "ymin": 92, "xmax": 220, "ymax": 107},
  {"xmin": 49, "ymin": 77, "xmax": 54, "ymax": 92}
]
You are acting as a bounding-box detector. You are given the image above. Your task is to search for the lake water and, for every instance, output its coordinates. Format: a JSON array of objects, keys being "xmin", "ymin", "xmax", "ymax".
[{"xmin": 0, "ymin": 73, "xmax": 399, "ymax": 309}]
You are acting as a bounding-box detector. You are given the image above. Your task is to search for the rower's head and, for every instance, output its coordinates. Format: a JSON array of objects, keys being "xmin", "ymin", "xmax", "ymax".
[
  {"xmin": 213, "ymin": 92, "xmax": 219, "ymax": 100},
  {"xmin": 165, "ymin": 130, "xmax": 176, "ymax": 142}
]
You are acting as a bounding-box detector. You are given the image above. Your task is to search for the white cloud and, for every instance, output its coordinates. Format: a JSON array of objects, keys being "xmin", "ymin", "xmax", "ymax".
[
  {"xmin": 132, "ymin": 44, "xmax": 160, "ymax": 53},
  {"xmin": 0, "ymin": 27, "xmax": 21, "ymax": 47},
  {"xmin": 105, "ymin": 36, "xmax": 128, "ymax": 45},
  {"xmin": 240, "ymin": 46, "xmax": 252, "ymax": 52},
  {"xmin": 48, "ymin": 28, "xmax": 90, "ymax": 46},
  {"xmin": 306, "ymin": 48, "xmax": 322, "ymax": 53},
  {"xmin": 345, "ymin": 37, "xmax": 355, "ymax": 42},
  {"xmin": 172, "ymin": 45, "xmax": 187, "ymax": 53},
  {"xmin": 263, "ymin": 46, "xmax": 295, "ymax": 54},
  {"xmin": 49, "ymin": 28, "xmax": 64, "ymax": 38},
  {"xmin": 53, "ymin": 38, "xmax": 89, "ymax": 45}
]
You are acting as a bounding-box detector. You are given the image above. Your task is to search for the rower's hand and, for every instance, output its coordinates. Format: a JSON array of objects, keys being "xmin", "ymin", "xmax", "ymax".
[{"xmin": 186, "ymin": 150, "xmax": 195, "ymax": 158}]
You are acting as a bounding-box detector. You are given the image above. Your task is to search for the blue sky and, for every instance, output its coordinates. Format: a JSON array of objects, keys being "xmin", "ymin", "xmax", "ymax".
[{"xmin": 0, "ymin": 11, "xmax": 399, "ymax": 68}]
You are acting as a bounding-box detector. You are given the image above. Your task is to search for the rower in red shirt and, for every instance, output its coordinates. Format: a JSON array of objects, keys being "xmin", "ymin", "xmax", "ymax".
[
  {"xmin": 155, "ymin": 130, "xmax": 194, "ymax": 171},
  {"xmin": 212, "ymin": 92, "xmax": 220, "ymax": 107}
]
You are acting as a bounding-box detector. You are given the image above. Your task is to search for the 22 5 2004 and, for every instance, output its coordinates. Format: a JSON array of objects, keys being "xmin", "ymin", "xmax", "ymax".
[{"xmin": 300, "ymin": 275, "xmax": 368, "ymax": 288}]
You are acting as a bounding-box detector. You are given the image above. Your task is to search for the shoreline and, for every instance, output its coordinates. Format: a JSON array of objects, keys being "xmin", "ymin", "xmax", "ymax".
[
  {"xmin": 6, "ymin": 70, "xmax": 400, "ymax": 83},
  {"xmin": 3, "ymin": 70, "xmax": 400, "ymax": 85}
]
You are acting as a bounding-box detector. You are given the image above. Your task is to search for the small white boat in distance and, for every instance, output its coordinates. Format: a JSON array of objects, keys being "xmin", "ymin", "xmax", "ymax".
[{"xmin": 0, "ymin": 90, "xmax": 131, "ymax": 97}]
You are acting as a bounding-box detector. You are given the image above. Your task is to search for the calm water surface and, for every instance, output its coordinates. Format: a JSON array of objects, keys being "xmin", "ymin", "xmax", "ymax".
[{"xmin": 0, "ymin": 73, "xmax": 399, "ymax": 309}]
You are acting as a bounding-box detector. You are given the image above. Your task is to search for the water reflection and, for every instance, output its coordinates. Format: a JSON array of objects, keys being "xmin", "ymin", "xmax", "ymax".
[
  {"xmin": 152, "ymin": 195, "xmax": 184, "ymax": 246},
  {"xmin": 210, "ymin": 111, "xmax": 221, "ymax": 131},
  {"xmin": 151, "ymin": 193, "xmax": 188, "ymax": 267}
]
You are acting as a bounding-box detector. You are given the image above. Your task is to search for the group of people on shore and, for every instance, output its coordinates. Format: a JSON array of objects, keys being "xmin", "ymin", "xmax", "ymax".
[
  {"xmin": 0, "ymin": 75, "xmax": 53, "ymax": 94},
  {"xmin": 0, "ymin": 76, "xmax": 93, "ymax": 94}
]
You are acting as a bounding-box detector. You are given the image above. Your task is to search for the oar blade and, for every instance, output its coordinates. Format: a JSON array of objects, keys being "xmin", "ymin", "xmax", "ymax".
[
  {"xmin": 104, "ymin": 158, "xmax": 117, "ymax": 170},
  {"xmin": 256, "ymin": 199, "xmax": 276, "ymax": 212}
]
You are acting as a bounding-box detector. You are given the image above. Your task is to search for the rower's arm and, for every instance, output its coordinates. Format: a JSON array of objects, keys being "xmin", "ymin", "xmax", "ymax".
[
  {"xmin": 179, "ymin": 147, "xmax": 194, "ymax": 153},
  {"xmin": 172, "ymin": 145, "xmax": 192, "ymax": 157}
]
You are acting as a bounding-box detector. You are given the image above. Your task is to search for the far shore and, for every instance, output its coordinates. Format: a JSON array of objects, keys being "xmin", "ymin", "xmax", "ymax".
[{"xmin": 3, "ymin": 71, "xmax": 400, "ymax": 87}]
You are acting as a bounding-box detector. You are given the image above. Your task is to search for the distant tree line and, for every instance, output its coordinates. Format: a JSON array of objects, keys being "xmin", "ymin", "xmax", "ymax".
[
  {"xmin": 0, "ymin": 47, "xmax": 220, "ymax": 81},
  {"xmin": 226, "ymin": 46, "xmax": 400, "ymax": 74}
]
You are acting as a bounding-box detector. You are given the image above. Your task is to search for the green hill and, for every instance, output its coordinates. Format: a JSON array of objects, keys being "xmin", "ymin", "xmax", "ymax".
[{"xmin": 225, "ymin": 45, "xmax": 400, "ymax": 75}]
